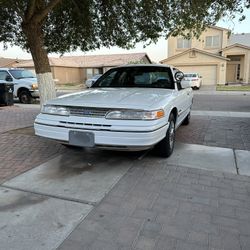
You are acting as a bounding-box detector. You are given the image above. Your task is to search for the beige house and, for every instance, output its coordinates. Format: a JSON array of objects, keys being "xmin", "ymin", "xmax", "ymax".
[
  {"xmin": 14, "ymin": 53, "xmax": 151, "ymax": 84},
  {"xmin": 160, "ymin": 26, "xmax": 250, "ymax": 85}
]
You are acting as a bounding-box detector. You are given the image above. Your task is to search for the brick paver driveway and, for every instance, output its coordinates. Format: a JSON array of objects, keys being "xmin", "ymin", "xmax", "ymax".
[
  {"xmin": 176, "ymin": 115, "xmax": 250, "ymax": 151},
  {"xmin": 0, "ymin": 105, "xmax": 65, "ymax": 183},
  {"xmin": 59, "ymin": 159, "xmax": 250, "ymax": 250}
]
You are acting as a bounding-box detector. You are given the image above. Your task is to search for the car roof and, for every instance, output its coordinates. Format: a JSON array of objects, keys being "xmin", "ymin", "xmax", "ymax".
[
  {"xmin": 0, "ymin": 68, "xmax": 25, "ymax": 70},
  {"xmin": 114, "ymin": 64, "xmax": 172, "ymax": 69}
]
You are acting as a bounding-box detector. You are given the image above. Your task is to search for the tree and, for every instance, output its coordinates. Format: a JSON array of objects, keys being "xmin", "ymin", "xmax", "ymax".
[{"xmin": 0, "ymin": 0, "xmax": 249, "ymax": 106}]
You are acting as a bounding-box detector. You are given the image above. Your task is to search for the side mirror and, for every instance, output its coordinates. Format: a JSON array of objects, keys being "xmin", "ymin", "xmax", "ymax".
[
  {"xmin": 174, "ymin": 71, "xmax": 184, "ymax": 82},
  {"xmin": 5, "ymin": 75, "xmax": 13, "ymax": 82},
  {"xmin": 85, "ymin": 80, "xmax": 94, "ymax": 88}
]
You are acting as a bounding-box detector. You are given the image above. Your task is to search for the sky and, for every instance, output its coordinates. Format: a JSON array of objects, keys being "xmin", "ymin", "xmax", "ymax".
[{"xmin": 1, "ymin": 8, "xmax": 250, "ymax": 63}]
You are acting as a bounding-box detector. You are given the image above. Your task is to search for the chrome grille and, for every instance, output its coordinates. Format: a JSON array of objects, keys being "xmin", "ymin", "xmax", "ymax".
[{"xmin": 69, "ymin": 107, "xmax": 110, "ymax": 117}]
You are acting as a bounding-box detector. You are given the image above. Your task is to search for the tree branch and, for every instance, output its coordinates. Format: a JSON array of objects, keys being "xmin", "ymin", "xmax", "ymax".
[
  {"xmin": 25, "ymin": 0, "xmax": 36, "ymax": 21},
  {"xmin": 35, "ymin": 0, "xmax": 62, "ymax": 23}
]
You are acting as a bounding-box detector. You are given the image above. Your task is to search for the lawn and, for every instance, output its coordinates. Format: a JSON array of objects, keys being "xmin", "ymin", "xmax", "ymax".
[{"xmin": 216, "ymin": 85, "xmax": 250, "ymax": 91}]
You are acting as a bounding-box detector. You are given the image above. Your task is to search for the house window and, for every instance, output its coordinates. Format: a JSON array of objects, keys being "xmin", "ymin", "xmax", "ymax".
[
  {"xmin": 177, "ymin": 38, "xmax": 191, "ymax": 49},
  {"xmin": 236, "ymin": 64, "xmax": 240, "ymax": 80},
  {"xmin": 86, "ymin": 68, "xmax": 93, "ymax": 79},
  {"xmin": 205, "ymin": 35, "xmax": 220, "ymax": 48}
]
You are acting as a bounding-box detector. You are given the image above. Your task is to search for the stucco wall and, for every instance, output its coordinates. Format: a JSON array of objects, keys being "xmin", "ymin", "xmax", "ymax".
[
  {"xmin": 162, "ymin": 51, "xmax": 227, "ymax": 85},
  {"xmin": 53, "ymin": 67, "xmax": 82, "ymax": 84},
  {"xmin": 222, "ymin": 47, "xmax": 250, "ymax": 83},
  {"xmin": 168, "ymin": 27, "xmax": 229, "ymax": 57}
]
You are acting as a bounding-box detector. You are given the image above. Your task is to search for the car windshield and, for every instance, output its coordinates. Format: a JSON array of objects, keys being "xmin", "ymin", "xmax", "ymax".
[
  {"xmin": 184, "ymin": 74, "xmax": 197, "ymax": 78},
  {"xmin": 92, "ymin": 66, "xmax": 174, "ymax": 89},
  {"xmin": 9, "ymin": 69, "xmax": 36, "ymax": 79}
]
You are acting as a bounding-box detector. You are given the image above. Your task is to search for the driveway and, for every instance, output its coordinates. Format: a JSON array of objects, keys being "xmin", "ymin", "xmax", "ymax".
[{"xmin": 1, "ymin": 91, "xmax": 250, "ymax": 250}]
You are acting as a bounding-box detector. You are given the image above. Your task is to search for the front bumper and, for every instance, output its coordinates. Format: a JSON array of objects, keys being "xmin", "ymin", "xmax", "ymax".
[
  {"xmin": 30, "ymin": 90, "xmax": 40, "ymax": 98},
  {"xmin": 34, "ymin": 115, "xmax": 169, "ymax": 149},
  {"xmin": 190, "ymin": 81, "xmax": 200, "ymax": 87}
]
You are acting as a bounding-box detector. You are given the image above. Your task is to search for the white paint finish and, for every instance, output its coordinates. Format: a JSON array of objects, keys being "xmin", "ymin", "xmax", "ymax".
[
  {"xmin": 0, "ymin": 187, "xmax": 92, "ymax": 250},
  {"xmin": 166, "ymin": 143, "xmax": 237, "ymax": 174},
  {"xmin": 37, "ymin": 72, "xmax": 56, "ymax": 107},
  {"xmin": 235, "ymin": 150, "xmax": 250, "ymax": 176},
  {"xmin": 192, "ymin": 110, "xmax": 250, "ymax": 118},
  {"xmin": 50, "ymin": 87, "xmax": 176, "ymax": 110},
  {"xmin": 3, "ymin": 150, "xmax": 133, "ymax": 203}
]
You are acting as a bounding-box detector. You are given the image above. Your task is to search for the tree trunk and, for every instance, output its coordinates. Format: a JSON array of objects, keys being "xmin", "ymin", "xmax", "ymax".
[{"xmin": 22, "ymin": 23, "xmax": 56, "ymax": 107}]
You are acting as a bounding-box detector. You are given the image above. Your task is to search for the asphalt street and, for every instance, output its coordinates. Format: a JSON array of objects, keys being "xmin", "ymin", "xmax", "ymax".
[{"xmin": 192, "ymin": 93, "xmax": 250, "ymax": 112}]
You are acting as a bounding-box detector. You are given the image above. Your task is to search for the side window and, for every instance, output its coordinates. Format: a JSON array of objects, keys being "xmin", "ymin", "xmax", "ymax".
[{"xmin": 0, "ymin": 71, "xmax": 11, "ymax": 81}]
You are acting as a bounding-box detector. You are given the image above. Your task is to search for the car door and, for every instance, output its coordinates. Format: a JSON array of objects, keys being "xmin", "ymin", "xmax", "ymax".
[
  {"xmin": 0, "ymin": 70, "xmax": 17, "ymax": 96},
  {"xmin": 0, "ymin": 70, "xmax": 9, "ymax": 84},
  {"xmin": 174, "ymin": 81, "xmax": 192, "ymax": 127}
]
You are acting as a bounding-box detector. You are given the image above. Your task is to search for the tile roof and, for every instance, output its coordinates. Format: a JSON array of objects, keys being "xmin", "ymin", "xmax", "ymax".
[
  {"xmin": 14, "ymin": 53, "xmax": 151, "ymax": 68},
  {"xmin": 0, "ymin": 57, "xmax": 21, "ymax": 67},
  {"xmin": 229, "ymin": 33, "xmax": 250, "ymax": 47},
  {"xmin": 62, "ymin": 53, "xmax": 151, "ymax": 67},
  {"xmin": 14, "ymin": 57, "xmax": 80, "ymax": 68}
]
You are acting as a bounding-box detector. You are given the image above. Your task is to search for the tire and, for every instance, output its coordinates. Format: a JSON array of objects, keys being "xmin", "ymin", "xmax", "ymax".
[
  {"xmin": 19, "ymin": 90, "xmax": 32, "ymax": 104},
  {"xmin": 154, "ymin": 113, "xmax": 176, "ymax": 158},
  {"xmin": 182, "ymin": 112, "xmax": 191, "ymax": 125},
  {"xmin": 62, "ymin": 143, "xmax": 83, "ymax": 150}
]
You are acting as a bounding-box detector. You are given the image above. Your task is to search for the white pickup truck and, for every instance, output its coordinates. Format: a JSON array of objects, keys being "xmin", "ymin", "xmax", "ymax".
[
  {"xmin": 0, "ymin": 68, "xmax": 39, "ymax": 103},
  {"xmin": 34, "ymin": 64, "xmax": 193, "ymax": 157}
]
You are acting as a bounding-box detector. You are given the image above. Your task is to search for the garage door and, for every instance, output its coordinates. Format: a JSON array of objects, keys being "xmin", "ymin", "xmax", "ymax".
[{"xmin": 177, "ymin": 65, "xmax": 217, "ymax": 86}]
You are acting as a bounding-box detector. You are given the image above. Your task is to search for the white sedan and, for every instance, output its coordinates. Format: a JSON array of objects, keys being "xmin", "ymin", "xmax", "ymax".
[
  {"xmin": 182, "ymin": 73, "xmax": 202, "ymax": 89},
  {"xmin": 34, "ymin": 65, "xmax": 193, "ymax": 157}
]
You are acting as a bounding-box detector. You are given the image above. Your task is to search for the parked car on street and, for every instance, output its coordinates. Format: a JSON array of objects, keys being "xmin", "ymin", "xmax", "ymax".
[
  {"xmin": 182, "ymin": 73, "xmax": 202, "ymax": 89},
  {"xmin": 34, "ymin": 65, "xmax": 193, "ymax": 157},
  {"xmin": 85, "ymin": 74, "xmax": 102, "ymax": 88},
  {"xmin": 0, "ymin": 68, "xmax": 39, "ymax": 103}
]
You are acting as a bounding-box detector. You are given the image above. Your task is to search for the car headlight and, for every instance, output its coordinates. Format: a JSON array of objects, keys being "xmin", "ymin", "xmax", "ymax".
[
  {"xmin": 105, "ymin": 109, "xmax": 165, "ymax": 120},
  {"xmin": 41, "ymin": 105, "xmax": 70, "ymax": 116},
  {"xmin": 31, "ymin": 83, "xmax": 38, "ymax": 90}
]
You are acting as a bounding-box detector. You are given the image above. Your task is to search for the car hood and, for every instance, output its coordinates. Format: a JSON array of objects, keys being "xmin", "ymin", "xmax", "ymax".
[
  {"xmin": 48, "ymin": 88, "xmax": 175, "ymax": 109},
  {"xmin": 17, "ymin": 77, "xmax": 38, "ymax": 84}
]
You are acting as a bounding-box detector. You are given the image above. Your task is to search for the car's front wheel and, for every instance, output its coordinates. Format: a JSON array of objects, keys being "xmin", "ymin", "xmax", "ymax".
[
  {"xmin": 154, "ymin": 113, "xmax": 176, "ymax": 158},
  {"xmin": 19, "ymin": 90, "xmax": 32, "ymax": 104}
]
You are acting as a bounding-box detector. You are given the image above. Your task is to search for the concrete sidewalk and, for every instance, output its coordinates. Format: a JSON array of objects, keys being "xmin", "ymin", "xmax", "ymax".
[{"xmin": 194, "ymin": 86, "xmax": 250, "ymax": 96}]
